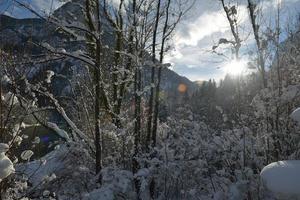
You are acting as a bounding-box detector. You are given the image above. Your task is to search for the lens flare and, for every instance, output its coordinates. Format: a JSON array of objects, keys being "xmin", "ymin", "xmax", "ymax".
[{"xmin": 178, "ymin": 84, "xmax": 187, "ymax": 93}]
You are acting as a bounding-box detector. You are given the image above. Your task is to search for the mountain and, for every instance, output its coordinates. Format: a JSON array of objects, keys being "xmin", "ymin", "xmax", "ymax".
[
  {"xmin": 0, "ymin": 0, "xmax": 65, "ymax": 19},
  {"xmin": 0, "ymin": 0, "xmax": 198, "ymax": 111}
]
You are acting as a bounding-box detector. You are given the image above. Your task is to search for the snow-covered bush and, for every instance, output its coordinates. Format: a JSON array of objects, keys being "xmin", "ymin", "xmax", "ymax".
[
  {"xmin": 146, "ymin": 106, "xmax": 262, "ymax": 199},
  {"xmin": 84, "ymin": 168, "xmax": 135, "ymax": 200}
]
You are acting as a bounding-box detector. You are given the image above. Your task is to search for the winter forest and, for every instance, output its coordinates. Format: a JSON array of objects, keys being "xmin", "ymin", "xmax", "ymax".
[{"xmin": 1, "ymin": 0, "xmax": 300, "ymax": 199}]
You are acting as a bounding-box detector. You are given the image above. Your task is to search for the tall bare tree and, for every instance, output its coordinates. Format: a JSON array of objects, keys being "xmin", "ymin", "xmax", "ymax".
[
  {"xmin": 247, "ymin": 0, "xmax": 267, "ymax": 88},
  {"xmin": 220, "ymin": 0, "xmax": 241, "ymax": 60},
  {"xmin": 146, "ymin": 0, "xmax": 162, "ymax": 149}
]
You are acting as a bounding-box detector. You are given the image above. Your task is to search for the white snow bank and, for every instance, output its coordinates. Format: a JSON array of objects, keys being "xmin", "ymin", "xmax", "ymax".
[
  {"xmin": 261, "ymin": 160, "xmax": 300, "ymax": 196},
  {"xmin": 291, "ymin": 107, "xmax": 300, "ymax": 124},
  {"xmin": 0, "ymin": 143, "xmax": 15, "ymax": 182}
]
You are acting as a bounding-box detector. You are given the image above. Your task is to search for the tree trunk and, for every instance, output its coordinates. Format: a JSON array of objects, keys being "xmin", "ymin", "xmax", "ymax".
[
  {"xmin": 112, "ymin": 1, "xmax": 125, "ymax": 127},
  {"xmin": 247, "ymin": 0, "xmax": 267, "ymax": 88},
  {"xmin": 152, "ymin": 0, "xmax": 171, "ymax": 147},
  {"xmin": 0, "ymin": 68, "xmax": 3, "ymax": 141},
  {"xmin": 94, "ymin": 62, "xmax": 102, "ymax": 175},
  {"xmin": 85, "ymin": 0, "xmax": 102, "ymax": 177},
  {"xmin": 146, "ymin": 0, "xmax": 161, "ymax": 149}
]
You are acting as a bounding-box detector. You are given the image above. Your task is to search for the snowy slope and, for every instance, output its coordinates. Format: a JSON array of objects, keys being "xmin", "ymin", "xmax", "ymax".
[
  {"xmin": 16, "ymin": 143, "xmax": 136, "ymax": 200},
  {"xmin": 0, "ymin": 0, "xmax": 66, "ymax": 19}
]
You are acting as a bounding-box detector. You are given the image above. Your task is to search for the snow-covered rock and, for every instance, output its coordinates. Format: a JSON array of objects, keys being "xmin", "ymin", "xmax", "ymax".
[
  {"xmin": 0, "ymin": 143, "xmax": 15, "ymax": 182},
  {"xmin": 291, "ymin": 107, "xmax": 300, "ymax": 124},
  {"xmin": 261, "ymin": 160, "xmax": 300, "ymax": 198}
]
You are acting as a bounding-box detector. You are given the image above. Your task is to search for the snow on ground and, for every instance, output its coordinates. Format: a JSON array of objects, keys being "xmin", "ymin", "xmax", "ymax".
[
  {"xmin": 261, "ymin": 160, "xmax": 300, "ymax": 198},
  {"xmin": 13, "ymin": 142, "xmax": 137, "ymax": 200}
]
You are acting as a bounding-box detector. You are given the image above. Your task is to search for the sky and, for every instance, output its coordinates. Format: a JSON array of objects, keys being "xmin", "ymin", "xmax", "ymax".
[
  {"xmin": 167, "ymin": 0, "xmax": 300, "ymax": 81},
  {"xmin": 1, "ymin": 0, "xmax": 300, "ymax": 81}
]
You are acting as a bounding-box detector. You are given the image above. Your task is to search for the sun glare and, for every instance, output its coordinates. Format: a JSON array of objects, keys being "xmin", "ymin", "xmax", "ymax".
[{"xmin": 223, "ymin": 59, "xmax": 248, "ymax": 76}]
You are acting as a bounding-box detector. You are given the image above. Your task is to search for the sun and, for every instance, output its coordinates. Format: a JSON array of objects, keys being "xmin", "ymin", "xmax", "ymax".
[{"xmin": 223, "ymin": 59, "xmax": 248, "ymax": 76}]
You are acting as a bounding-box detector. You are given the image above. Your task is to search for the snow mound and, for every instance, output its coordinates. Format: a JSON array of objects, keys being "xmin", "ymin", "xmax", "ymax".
[
  {"xmin": 261, "ymin": 160, "xmax": 300, "ymax": 197},
  {"xmin": 291, "ymin": 107, "xmax": 300, "ymax": 124}
]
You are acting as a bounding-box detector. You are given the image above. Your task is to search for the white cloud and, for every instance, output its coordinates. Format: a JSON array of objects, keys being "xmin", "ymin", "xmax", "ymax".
[
  {"xmin": 174, "ymin": 5, "xmax": 248, "ymax": 47},
  {"xmin": 168, "ymin": 0, "xmax": 300, "ymax": 81},
  {"xmin": 165, "ymin": 4, "xmax": 251, "ymax": 81},
  {"xmin": 175, "ymin": 11, "xmax": 228, "ymax": 47}
]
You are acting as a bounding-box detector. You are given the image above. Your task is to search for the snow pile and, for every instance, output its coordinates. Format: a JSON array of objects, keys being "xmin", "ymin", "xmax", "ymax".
[
  {"xmin": 0, "ymin": 143, "xmax": 15, "ymax": 182},
  {"xmin": 291, "ymin": 107, "xmax": 300, "ymax": 124},
  {"xmin": 17, "ymin": 142, "xmax": 94, "ymax": 199},
  {"xmin": 84, "ymin": 168, "xmax": 136, "ymax": 200},
  {"xmin": 261, "ymin": 160, "xmax": 300, "ymax": 198}
]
